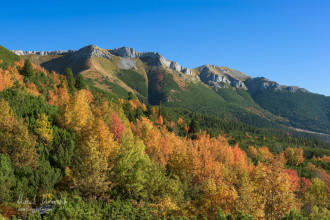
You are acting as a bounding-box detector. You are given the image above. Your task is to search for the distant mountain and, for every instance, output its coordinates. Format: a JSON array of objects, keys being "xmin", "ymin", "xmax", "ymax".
[{"xmin": 11, "ymin": 45, "xmax": 330, "ymax": 134}]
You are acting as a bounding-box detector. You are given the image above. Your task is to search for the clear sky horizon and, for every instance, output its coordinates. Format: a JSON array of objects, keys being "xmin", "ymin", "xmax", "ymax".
[{"xmin": 1, "ymin": 0, "xmax": 329, "ymax": 96}]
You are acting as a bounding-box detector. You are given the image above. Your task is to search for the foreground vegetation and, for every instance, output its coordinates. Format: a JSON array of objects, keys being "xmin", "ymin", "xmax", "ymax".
[{"xmin": 0, "ymin": 56, "xmax": 329, "ymax": 219}]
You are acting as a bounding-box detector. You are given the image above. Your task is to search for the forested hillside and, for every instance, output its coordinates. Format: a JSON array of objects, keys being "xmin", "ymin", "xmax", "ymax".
[{"xmin": 0, "ymin": 50, "xmax": 329, "ymax": 219}]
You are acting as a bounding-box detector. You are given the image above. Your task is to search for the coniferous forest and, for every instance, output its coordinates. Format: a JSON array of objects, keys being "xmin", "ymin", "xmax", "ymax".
[{"xmin": 0, "ymin": 56, "xmax": 330, "ymax": 219}]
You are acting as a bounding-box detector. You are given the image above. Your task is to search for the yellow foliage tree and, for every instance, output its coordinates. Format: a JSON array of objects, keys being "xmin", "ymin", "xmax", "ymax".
[
  {"xmin": 35, "ymin": 113, "xmax": 53, "ymax": 144},
  {"xmin": 253, "ymin": 158, "xmax": 299, "ymax": 219},
  {"xmin": 195, "ymin": 178, "xmax": 238, "ymax": 219},
  {"xmin": 58, "ymin": 89, "xmax": 93, "ymax": 132},
  {"xmin": 282, "ymin": 147, "xmax": 304, "ymax": 166},
  {"xmin": 73, "ymin": 116, "xmax": 119, "ymax": 198}
]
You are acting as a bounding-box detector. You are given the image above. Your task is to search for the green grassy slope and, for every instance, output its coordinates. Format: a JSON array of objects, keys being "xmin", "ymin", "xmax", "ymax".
[{"xmin": 0, "ymin": 45, "xmax": 20, "ymax": 68}]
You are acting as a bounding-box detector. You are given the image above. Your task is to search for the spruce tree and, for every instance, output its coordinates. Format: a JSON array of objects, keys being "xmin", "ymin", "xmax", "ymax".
[
  {"xmin": 21, "ymin": 59, "xmax": 33, "ymax": 77},
  {"xmin": 188, "ymin": 118, "xmax": 200, "ymax": 135},
  {"xmin": 65, "ymin": 67, "xmax": 75, "ymax": 93},
  {"xmin": 75, "ymin": 73, "xmax": 87, "ymax": 90}
]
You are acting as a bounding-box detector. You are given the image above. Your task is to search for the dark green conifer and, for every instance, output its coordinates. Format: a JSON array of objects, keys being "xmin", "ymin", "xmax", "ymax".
[
  {"xmin": 65, "ymin": 67, "xmax": 75, "ymax": 93},
  {"xmin": 21, "ymin": 59, "xmax": 34, "ymax": 77},
  {"xmin": 75, "ymin": 73, "xmax": 87, "ymax": 90}
]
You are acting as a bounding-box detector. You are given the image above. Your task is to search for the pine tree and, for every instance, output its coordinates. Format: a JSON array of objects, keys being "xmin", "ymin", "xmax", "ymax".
[
  {"xmin": 75, "ymin": 73, "xmax": 87, "ymax": 90},
  {"xmin": 188, "ymin": 118, "xmax": 200, "ymax": 137},
  {"xmin": 65, "ymin": 67, "xmax": 75, "ymax": 93},
  {"xmin": 21, "ymin": 59, "xmax": 33, "ymax": 77}
]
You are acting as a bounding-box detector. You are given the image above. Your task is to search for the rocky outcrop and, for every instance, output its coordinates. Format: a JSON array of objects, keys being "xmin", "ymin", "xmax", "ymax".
[
  {"xmin": 217, "ymin": 67, "xmax": 250, "ymax": 81},
  {"xmin": 70, "ymin": 45, "xmax": 113, "ymax": 61},
  {"xmin": 232, "ymin": 80, "xmax": 246, "ymax": 89},
  {"xmin": 13, "ymin": 45, "xmax": 192, "ymax": 75},
  {"xmin": 118, "ymin": 57, "xmax": 138, "ymax": 70},
  {"xmin": 111, "ymin": 47, "xmax": 192, "ymax": 75},
  {"xmin": 12, "ymin": 45, "xmax": 309, "ymax": 94},
  {"xmin": 198, "ymin": 65, "xmax": 247, "ymax": 89},
  {"xmin": 244, "ymin": 77, "xmax": 308, "ymax": 93},
  {"xmin": 110, "ymin": 47, "xmax": 140, "ymax": 58},
  {"xmin": 11, "ymin": 45, "xmax": 113, "ymax": 60}
]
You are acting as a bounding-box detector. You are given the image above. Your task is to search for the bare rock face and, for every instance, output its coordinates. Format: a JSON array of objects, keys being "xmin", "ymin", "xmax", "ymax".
[
  {"xmin": 198, "ymin": 65, "xmax": 248, "ymax": 89},
  {"xmin": 199, "ymin": 65, "xmax": 230, "ymax": 87},
  {"xmin": 244, "ymin": 77, "xmax": 308, "ymax": 93},
  {"xmin": 110, "ymin": 47, "xmax": 140, "ymax": 58},
  {"xmin": 71, "ymin": 45, "xmax": 113, "ymax": 60},
  {"xmin": 118, "ymin": 57, "xmax": 138, "ymax": 70},
  {"xmin": 232, "ymin": 80, "xmax": 246, "ymax": 89},
  {"xmin": 110, "ymin": 47, "xmax": 192, "ymax": 75}
]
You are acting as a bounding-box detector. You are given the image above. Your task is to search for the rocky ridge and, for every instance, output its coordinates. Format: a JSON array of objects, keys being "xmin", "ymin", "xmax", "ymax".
[
  {"xmin": 244, "ymin": 77, "xmax": 308, "ymax": 93},
  {"xmin": 11, "ymin": 49, "xmax": 76, "ymax": 56},
  {"xmin": 110, "ymin": 47, "xmax": 192, "ymax": 75},
  {"xmin": 12, "ymin": 45, "xmax": 308, "ymax": 93},
  {"xmin": 198, "ymin": 64, "xmax": 248, "ymax": 89},
  {"xmin": 12, "ymin": 45, "xmax": 193, "ymax": 75}
]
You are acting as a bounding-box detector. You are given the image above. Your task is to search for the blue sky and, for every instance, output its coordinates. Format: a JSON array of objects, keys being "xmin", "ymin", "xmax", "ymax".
[{"xmin": 1, "ymin": 0, "xmax": 329, "ymax": 96}]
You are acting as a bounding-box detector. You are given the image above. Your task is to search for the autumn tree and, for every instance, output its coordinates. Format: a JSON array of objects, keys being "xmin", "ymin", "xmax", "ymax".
[
  {"xmin": 73, "ymin": 135, "xmax": 111, "ymax": 198},
  {"xmin": 73, "ymin": 116, "xmax": 118, "ymax": 198},
  {"xmin": 58, "ymin": 89, "xmax": 93, "ymax": 132},
  {"xmin": 34, "ymin": 113, "xmax": 53, "ymax": 144},
  {"xmin": 110, "ymin": 112, "xmax": 126, "ymax": 141},
  {"xmin": 195, "ymin": 178, "xmax": 238, "ymax": 219},
  {"xmin": 282, "ymin": 147, "xmax": 304, "ymax": 166},
  {"xmin": 253, "ymin": 158, "xmax": 299, "ymax": 219}
]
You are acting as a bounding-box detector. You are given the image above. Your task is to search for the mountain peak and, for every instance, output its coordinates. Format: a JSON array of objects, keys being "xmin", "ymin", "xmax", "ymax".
[{"xmin": 111, "ymin": 47, "xmax": 141, "ymax": 58}]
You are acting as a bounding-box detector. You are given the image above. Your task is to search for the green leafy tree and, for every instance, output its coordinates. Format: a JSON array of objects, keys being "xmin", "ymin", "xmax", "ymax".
[{"xmin": 303, "ymin": 178, "xmax": 329, "ymax": 217}]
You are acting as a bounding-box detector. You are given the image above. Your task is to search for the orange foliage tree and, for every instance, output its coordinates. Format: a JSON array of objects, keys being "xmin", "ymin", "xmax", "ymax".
[{"xmin": 110, "ymin": 112, "xmax": 126, "ymax": 141}]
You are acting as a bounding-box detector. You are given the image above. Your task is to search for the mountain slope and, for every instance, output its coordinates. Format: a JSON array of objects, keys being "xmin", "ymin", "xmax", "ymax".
[
  {"xmin": 0, "ymin": 45, "xmax": 20, "ymax": 68},
  {"xmin": 12, "ymin": 45, "xmax": 330, "ymax": 134}
]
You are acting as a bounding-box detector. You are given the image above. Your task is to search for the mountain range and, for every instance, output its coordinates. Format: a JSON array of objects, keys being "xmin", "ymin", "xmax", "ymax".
[{"xmin": 7, "ymin": 45, "xmax": 330, "ymax": 134}]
